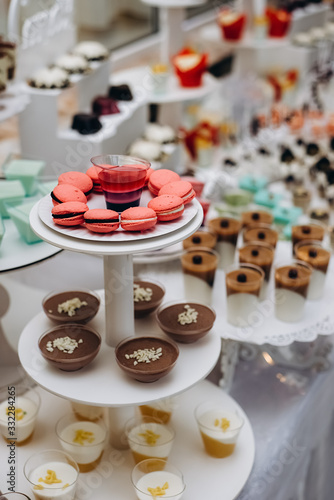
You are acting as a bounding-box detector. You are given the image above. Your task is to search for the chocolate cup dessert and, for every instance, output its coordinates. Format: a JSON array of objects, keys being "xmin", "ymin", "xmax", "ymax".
[
  {"xmin": 293, "ymin": 188, "xmax": 311, "ymax": 211},
  {"xmin": 181, "ymin": 248, "xmax": 218, "ymax": 287},
  {"xmin": 115, "ymin": 336, "xmax": 179, "ymax": 382},
  {"xmin": 241, "ymin": 210, "xmax": 273, "ymax": 228},
  {"xmin": 156, "ymin": 302, "xmax": 216, "ymax": 343},
  {"xmin": 226, "ymin": 266, "xmax": 263, "ymax": 298},
  {"xmin": 275, "ymin": 261, "xmax": 312, "ymax": 322},
  {"xmin": 38, "ymin": 324, "xmax": 101, "ymax": 371},
  {"xmin": 291, "ymin": 223, "xmax": 325, "ymax": 253},
  {"xmin": 239, "ymin": 242, "xmax": 274, "ymax": 281},
  {"xmin": 295, "ymin": 241, "xmax": 331, "ymax": 300},
  {"xmin": 134, "ymin": 279, "xmax": 165, "ymax": 318},
  {"xmin": 208, "ymin": 217, "xmax": 241, "ymax": 245},
  {"xmin": 43, "ymin": 290, "xmax": 100, "ymax": 324},
  {"xmin": 243, "ymin": 224, "xmax": 278, "ymax": 248},
  {"xmin": 183, "ymin": 230, "xmax": 217, "ymax": 250}
]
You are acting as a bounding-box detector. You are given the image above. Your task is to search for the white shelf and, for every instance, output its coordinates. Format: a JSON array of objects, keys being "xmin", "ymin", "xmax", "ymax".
[
  {"xmin": 18, "ymin": 299, "xmax": 221, "ymax": 407},
  {"xmin": 0, "ymin": 83, "xmax": 30, "ymax": 123},
  {"xmin": 0, "ymin": 380, "xmax": 255, "ymax": 500},
  {"xmin": 200, "ymin": 24, "xmax": 290, "ymax": 49},
  {"xmin": 112, "ymin": 66, "xmax": 220, "ymax": 105},
  {"xmin": 142, "ymin": 0, "xmax": 206, "ymax": 6}
]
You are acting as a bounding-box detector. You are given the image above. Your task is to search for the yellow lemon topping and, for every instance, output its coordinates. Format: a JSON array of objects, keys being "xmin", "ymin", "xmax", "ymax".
[
  {"xmin": 6, "ymin": 407, "xmax": 26, "ymax": 421},
  {"xmin": 138, "ymin": 429, "xmax": 161, "ymax": 445},
  {"xmin": 33, "ymin": 485, "xmax": 44, "ymax": 490},
  {"xmin": 147, "ymin": 482, "xmax": 169, "ymax": 497},
  {"xmin": 73, "ymin": 429, "xmax": 95, "ymax": 445},
  {"xmin": 214, "ymin": 418, "xmax": 230, "ymax": 431},
  {"xmin": 38, "ymin": 470, "xmax": 62, "ymax": 485},
  {"xmin": 62, "ymin": 484, "xmax": 70, "ymax": 490}
]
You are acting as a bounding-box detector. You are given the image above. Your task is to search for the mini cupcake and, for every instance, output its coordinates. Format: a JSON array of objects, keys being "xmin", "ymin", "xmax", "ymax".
[
  {"xmin": 172, "ymin": 48, "xmax": 207, "ymax": 88},
  {"xmin": 55, "ymin": 54, "xmax": 89, "ymax": 74},
  {"xmin": 29, "ymin": 67, "xmax": 70, "ymax": 89},
  {"xmin": 73, "ymin": 41, "xmax": 109, "ymax": 62}
]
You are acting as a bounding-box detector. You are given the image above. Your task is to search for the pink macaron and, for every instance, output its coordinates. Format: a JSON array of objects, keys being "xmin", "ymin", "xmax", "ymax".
[
  {"xmin": 148, "ymin": 194, "xmax": 184, "ymax": 222},
  {"xmin": 121, "ymin": 207, "xmax": 157, "ymax": 231},
  {"xmin": 148, "ymin": 169, "xmax": 180, "ymax": 196},
  {"xmin": 86, "ymin": 166, "xmax": 102, "ymax": 193},
  {"xmin": 180, "ymin": 176, "xmax": 204, "ymax": 197},
  {"xmin": 84, "ymin": 209, "xmax": 120, "ymax": 233},
  {"xmin": 51, "ymin": 201, "xmax": 88, "ymax": 226},
  {"xmin": 144, "ymin": 167, "xmax": 155, "ymax": 188},
  {"xmin": 51, "ymin": 183, "xmax": 87, "ymax": 206},
  {"xmin": 58, "ymin": 171, "xmax": 93, "ymax": 196},
  {"xmin": 158, "ymin": 180, "xmax": 196, "ymax": 204}
]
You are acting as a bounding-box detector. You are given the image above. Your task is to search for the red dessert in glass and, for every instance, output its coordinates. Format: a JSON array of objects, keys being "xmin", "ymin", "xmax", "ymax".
[
  {"xmin": 172, "ymin": 48, "xmax": 207, "ymax": 88},
  {"xmin": 218, "ymin": 9, "xmax": 247, "ymax": 41},
  {"xmin": 266, "ymin": 8, "xmax": 291, "ymax": 38}
]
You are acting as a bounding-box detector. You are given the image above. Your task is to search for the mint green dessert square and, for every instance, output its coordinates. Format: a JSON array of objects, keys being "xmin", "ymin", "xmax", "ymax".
[
  {"xmin": 0, "ymin": 180, "xmax": 25, "ymax": 218},
  {"xmin": 0, "ymin": 216, "xmax": 5, "ymax": 247},
  {"xmin": 5, "ymin": 159, "xmax": 45, "ymax": 196},
  {"xmin": 7, "ymin": 201, "xmax": 42, "ymax": 244}
]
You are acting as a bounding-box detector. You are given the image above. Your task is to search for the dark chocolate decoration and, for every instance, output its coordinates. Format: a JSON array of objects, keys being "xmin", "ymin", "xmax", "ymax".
[
  {"xmin": 220, "ymin": 220, "xmax": 229, "ymax": 228},
  {"xmin": 258, "ymin": 232, "xmax": 265, "ymax": 239},
  {"xmin": 251, "ymin": 249, "xmax": 259, "ymax": 257},
  {"xmin": 296, "ymin": 138, "xmax": 304, "ymax": 146},
  {"xmin": 306, "ymin": 143, "xmax": 319, "ymax": 156},
  {"xmin": 281, "ymin": 147, "xmax": 295, "ymax": 163},
  {"xmin": 224, "ymin": 158, "xmax": 237, "ymax": 167},
  {"xmin": 192, "ymin": 255, "xmax": 203, "ymax": 265},
  {"xmin": 288, "ymin": 269, "xmax": 298, "ymax": 279},
  {"xmin": 92, "ymin": 96, "xmax": 120, "ymax": 116},
  {"xmin": 192, "ymin": 236, "xmax": 201, "ymax": 244},
  {"xmin": 252, "ymin": 213, "xmax": 260, "ymax": 220},
  {"xmin": 309, "ymin": 249, "xmax": 318, "ymax": 258},
  {"xmin": 71, "ymin": 113, "xmax": 102, "ymax": 135},
  {"xmin": 302, "ymin": 227, "xmax": 311, "ymax": 234},
  {"xmin": 237, "ymin": 273, "xmax": 247, "ymax": 283},
  {"xmin": 108, "ymin": 84, "xmax": 133, "ymax": 101}
]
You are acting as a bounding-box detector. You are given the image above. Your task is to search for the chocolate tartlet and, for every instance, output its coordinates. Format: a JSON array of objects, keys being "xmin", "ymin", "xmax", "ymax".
[
  {"xmin": 43, "ymin": 290, "xmax": 100, "ymax": 324},
  {"xmin": 115, "ymin": 336, "xmax": 179, "ymax": 382},
  {"xmin": 134, "ymin": 280, "xmax": 165, "ymax": 318},
  {"xmin": 243, "ymin": 225, "xmax": 278, "ymax": 248},
  {"xmin": 183, "ymin": 230, "xmax": 217, "ymax": 250},
  {"xmin": 241, "ymin": 210, "xmax": 273, "ymax": 227},
  {"xmin": 291, "ymin": 224, "xmax": 325, "ymax": 251},
  {"xmin": 156, "ymin": 302, "xmax": 216, "ymax": 343},
  {"xmin": 275, "ymin": 264, "xmax": 311, "ymax": 298},
  {"xmin": 38, "ymin": 324, "xmax": 101, "ymax": 371},
  {"xmin": 208, "ymin": 217, "xmax": 241, "ymax": 245},
  {"xmin": 239, "ymin": 243, "xmax": 274, "ymax": 281}
]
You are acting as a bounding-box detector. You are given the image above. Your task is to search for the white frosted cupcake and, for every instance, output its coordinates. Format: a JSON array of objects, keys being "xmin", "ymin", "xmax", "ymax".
[
  {"xmin": 144, "ymin": 124, "xmax": 176, "ymax": 144},
  {"xmin": 73, "ymin": 41, "xmax": 109, "ymax": 61},
  {"xmin": 29, "ymin": 67, "xmax": 70, "ymax": 89},
  {"xmin": 55, "ymin": 54, "xmax": 89, "ymax": 74},
  {"xmin": 129, "ymin": 139, "xmax": 162, "ymax": 162}
]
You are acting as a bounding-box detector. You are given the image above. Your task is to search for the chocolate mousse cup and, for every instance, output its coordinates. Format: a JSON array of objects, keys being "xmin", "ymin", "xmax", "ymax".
[
  {"xmin": 243, "ymin": 223, "xmax": 279, "ymax": 249},
  {"xmin": 225, "ymin": 264, "xmax": 264, "ymax": 328},
  {"xmin": 295, "ymin": 241, "xmax": 331, "ymax": 300},
  {"xmin": 291, "ymin": 222, "xmax": 325, "ymax": 255},
  {"xmin": 183, "ymin": 229, "xmax": 217, "ymax": 250},
  {"xmin": 239, "ymin": 242, "xmax": 275, "ymax": 300},
  {"xmin": 208, "ymin": 217, "xmax": 241, "ymax": 269},
  {"xmin": 275, "ymin": 260, "xmax": 312, "ymax": 322},
  {"xmin": 133, "ymin": 279, "xmax": 165, "ymax": 318},
  {"xmin": 241, "ymin": 210, "xmax": 273, "ymax": 228},
  {"xmin": 181, "ymin": 248, "xmax": 219, "ymax": 304}
]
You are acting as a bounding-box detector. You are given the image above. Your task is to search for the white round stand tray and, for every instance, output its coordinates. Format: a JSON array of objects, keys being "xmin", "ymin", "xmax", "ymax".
[
  {"xmin": 142, "ymin": 0, "xmax": 206, "ymax": 6},
  {"xmin": 0, "ymin": 380, "xmax": 255, "ymax": 500},
  {"xmin": 200, "ymin": 24, "xmax": 290, "ymax": 49},
  {"xmin": 136, "ymin": 241, "xmax": 334, "ymax": 346},
  {"xmin": 18, "ymin": 295, "xmax": 221, "ymax": 407}
]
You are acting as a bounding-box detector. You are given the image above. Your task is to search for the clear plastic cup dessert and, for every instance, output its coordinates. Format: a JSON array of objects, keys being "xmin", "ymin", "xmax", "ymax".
[
  {"xmin": 238, "ymin": 241, "xmax": 275, "ymax": 301},
  {"xmin": 133, "ymin": 278, "xmax": 165, "ymax": 318},
  {"xmin": 243, "ymin": 223, "xmax": 279, "ymax": 249},
  {"xmin": 274, "ymin": 259, "xmax": 312, "ymax": 322},
  {"xmin": 139, "ymin": 396, "xmax": 177, "ymax": 424},
  {"xmin": 182, "ymin": 229, "xmax": 217, "ymax": 250},
  {"xmin": 294, "ymin": 240, "xmax": 331, "ymax": 300},
  {"xmin": 195, "ymin": 401, "xmax": 244, "ymax": 458},
  {"xmin": 291, "ymin": 220, "xmax": 325, "ymax": 255},
  {"xmin": 225, "ymin": 263, "xmax": 264, "ymax": 327},
  {"xmin": 131, "ymin": 459, "xmax": 185, "ymax": 500},
  {"xmin": 70, "ymin": 402, "xmax": 104, "ymax": 422},
  {"xmin": 208, "ymin": 216, "xmax": 241, "ymax": 270},
  {"xmin": 126, "ymin": 416, "xmax": 175, "ymax": 465},
  {"xmin": 24, "ymin": 449, "xmax": 79, "ymax": 500},
  {"xmin": 180, "ymin": 247, "xmax": 219, "ymax": 304},
  {"xmin": 56, "ymin": 413, "xmax": 107, "ymax": 472},
  {"xmin": 0, "ymin": 384, "xmax": 40, "ymax": 445}
]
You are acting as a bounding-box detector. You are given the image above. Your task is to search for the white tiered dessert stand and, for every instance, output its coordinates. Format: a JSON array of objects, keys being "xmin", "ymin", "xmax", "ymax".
[{"xmin": 16, "ymin": 194, "xmax": 255, "ymax": 499}]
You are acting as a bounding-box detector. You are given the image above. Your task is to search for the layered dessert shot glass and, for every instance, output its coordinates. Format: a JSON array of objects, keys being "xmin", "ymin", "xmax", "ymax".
[
  {"xmin": 239, "ymin": 241, "xmax": 275, "ymax": 300},
  {"xmin": 56, "ymin": 413, "xmax": 107, "ymax": 472},
  {"xmin": 70, "ymin": 402, "xmax": 104, "ymax": 422},
  {"xmin": 225, "ymin": 264, "xmax": 264, "ymax": 328},
  {"xmin": 183, "ymin": 229, "xmax": 217, "ymax": 250},
  {"xmin": 195, "ymin": 401, "xmax": 244, "ymax": 458},
  {"xmin": 181, "ymin": 248, "xmax": 219, "ymax": 304},
  {"xmin": 139, "ymin": 397, "xmax": 177, "ymax": 424},
  {"xmin": 126, "ymin": 416, "xmax": 175, "ymax": 465},
  {"xmin": 132, "ymin": 459, "xmax": 185, "ymax": 500},
  {"xmin": 243, "ymin": 223, "xmax": 279, "ymax": 249},
  {"xmin": 241, "ymin": 210, "xmax": 273, "ymax": 228},
  {"xmin": 295, "ymin": 241, "xmax": 331, "ymax": 300},
  {"xmin": 275, "ymin": 260, "xmax": 312, "ymax": 322},
  {"xmin": 291, "ymin": 222, "xmax": 325, "ymax": 255},
  {"xmin": 0, "ymin": 385, "xmax": 40, "ymax": 445},
  {"xmin": 24, "ymin": 450, "xmax": 79, "ymax": 500},
  {"xmin": 208, "ymin": 217, "xmax": 241, "ymax": 269}
]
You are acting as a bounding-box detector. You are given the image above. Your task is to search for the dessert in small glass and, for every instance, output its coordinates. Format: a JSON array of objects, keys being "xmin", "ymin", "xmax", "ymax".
[
  {"xmin": 132, "ymin": 459, "xmax": 185, "ymax": 500},
  {"xmin": 149, "ymin": 63, "xmax": 169, "ymax": 94},
  {"xmin": 126, "ymin": 416, "xmax": 175, "ymax": 465},
  {"xmin": 139, "ymin": 397, "xmax": 177, "ymax": 424},
  {"xmin": 0, "ymin": 385, "xmax": 40, "ymax": 445},
  {"xmin": 293, "ymin": 187, "xmax": 311, "ymax": 212},
  {"xmin": 295, "ymin": 241, "xmax": 331, "ymax": 300},
  {"xmin": 266, "ymin": 8, "xmax": 291, "ymax": 38},
  {"xmin": 239, "ymin": 241, "xmax": 275, "ymax": 300},
  {"xmin": 24, "ymin": 450, "xmax": 79, "ymax": 500},
  {"xmin": 275, "ymin": 260, "xmax": 312, "ymax": 322},
  {"xmin": 56, "ymin": 413, "xmax": 107, "ymax": 472},
  {"xmin": 225, "ymin": 264, "xmax": 264, "ymax": 327},
  {"xmin": 183, "ymin": 230, "xmax": 217, "ymax": 250},
  {"xmin": 224, "ymin": 189, "xmax": 252, "ymax": 212},
  {"xmin": 133, "ymin": 279, "xmax": 165, "ymax": 318},
  {"xmin": 243, "ymin": 223, "xmax": 279, "ymax": 249},
  {"xmin": 70, "ymin": 402, "xmax": 104, "ymax": 422},
  {"xmin": 218, "ymin": 9, "xmax": 247, "ymax": 41},
  {"xmin": 195, "ymin": 401, "xmax": 244, "ymax": 458},
  {"xmin": 208, "ymin": 217, "xmax": 241, "ymax": 269},
  {"xmin": 291, "ymin": 222, "xmax": 325, "ymax": 255},
  {"xmin": 172, "ymin": 48, "xmax": 207, "ymax": 88},
  {"xmin": 181, "ymin": 248, "xmax": 219, "ymax": 303},
  {"xmin": 241, "ymin": 210, "xmax": 273, "ymax": 227},
  {"xmin": 308, "ymin": 208, "xmax": 330, "ymax": 227}
]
